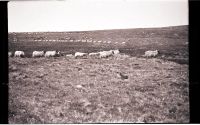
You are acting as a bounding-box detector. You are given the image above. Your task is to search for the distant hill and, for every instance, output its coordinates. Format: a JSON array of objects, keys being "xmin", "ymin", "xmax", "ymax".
[{"xmin": 8, "ymin": 25, "xmax": 188, "ymax": 42}]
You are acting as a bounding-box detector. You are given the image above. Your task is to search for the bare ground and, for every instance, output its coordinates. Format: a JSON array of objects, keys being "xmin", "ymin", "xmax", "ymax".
[{"xmin": 9, "ymin": 55, "xmax": 189, "ymax": 123}]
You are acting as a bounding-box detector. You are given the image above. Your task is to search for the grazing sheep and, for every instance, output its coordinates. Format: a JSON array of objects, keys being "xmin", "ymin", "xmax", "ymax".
[
  {"xmin": 8, "ymin": 52, "xmax": 12, "ymax": 57},
  {"xmin": 99, "ymin": 50, "xmax": 114, "ymax": 58},
  {"xmin": 14, "ymin": 51, "xmax": 25, "ymax": 57},
  {"xmin": 45, "ymin": 51, "xmax": 60, "ymax": 57},
  {"xmin": 66, "ymin": 54, "xmax": 73, "ymax": 58},
  {"xmin": 75, "ymin": 52, "xmax": 88, "ymax": 58},
  {"xmin": 112, "ymin": 49, "xmax": 120, "ymax": 55},
  {"xmin": 89, "ymin": 52, "xmax": 100, "ymax": 58},
  {"xmin": 144, "ymin": 50, "xmax": 159, "ymax": 57},
  {"xmin": 32, "ymin": 51, "xmax": 45, "ymax": 58}
]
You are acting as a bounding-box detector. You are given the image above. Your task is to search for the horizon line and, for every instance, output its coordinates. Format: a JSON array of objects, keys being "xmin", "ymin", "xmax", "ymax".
[{"xmin": 8, "ymin": 25, "xmax": 188, "ymax": 33}]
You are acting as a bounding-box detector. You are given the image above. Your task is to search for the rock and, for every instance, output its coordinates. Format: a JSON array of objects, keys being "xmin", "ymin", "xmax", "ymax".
[
  {"xmin": 118, "ymin": 72, "xmax": 128, "ymax": 80},
  {"xmin": 76, "ymin": 85, "xmax": 83, "ymax": 89}
]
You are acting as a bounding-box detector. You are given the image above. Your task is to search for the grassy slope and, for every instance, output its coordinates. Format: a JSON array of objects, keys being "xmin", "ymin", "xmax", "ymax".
[
  {"xmin": 9, "ymin": 25, "xmax": 188, "ymax": 40},
  {"xmin": 9, "ymin": 25, "xmax": 188, "ymax": 64},
  {"xmin": 9, "ymin": 26, "xmax": 189, "ymax": 123},
  {"xmin": 9, "ymin": 56, "xmax": 189, "ymax": 123}
]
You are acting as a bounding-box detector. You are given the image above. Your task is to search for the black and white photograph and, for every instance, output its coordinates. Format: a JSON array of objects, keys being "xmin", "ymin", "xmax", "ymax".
[{"xmin": 8, "ymin": 0, "xmax": 189, "ymax": 123}]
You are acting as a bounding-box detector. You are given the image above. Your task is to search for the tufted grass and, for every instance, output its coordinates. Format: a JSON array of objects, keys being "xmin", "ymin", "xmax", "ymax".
[{"xmin": 9, "ymin": 56, "xmax": 189, "ymax": 123}]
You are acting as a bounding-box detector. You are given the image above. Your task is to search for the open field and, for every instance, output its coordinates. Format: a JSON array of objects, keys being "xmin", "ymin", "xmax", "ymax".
[
  {"xmin": 8, "ymin": 26, "xmax": 189, "ymax": 123},
  {"xmin": 9, "ymin": 25, "xmax": 188, "ymax": 64},
  {"xmin": 9, "ymin": 56, "xmax": 189, "ymax": 123}
]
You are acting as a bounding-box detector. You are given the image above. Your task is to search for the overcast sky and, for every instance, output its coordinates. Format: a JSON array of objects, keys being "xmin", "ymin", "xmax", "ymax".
[{"xmin": 8, "ymin": 0, "xmax": 188, "ymax": 32}]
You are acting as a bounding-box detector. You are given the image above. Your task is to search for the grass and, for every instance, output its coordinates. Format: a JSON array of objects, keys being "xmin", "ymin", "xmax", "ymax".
[
  {"xmin": 8, "ymin": 25, "xmax": 189, "ymax": 123},
  {"xmin": 8, "ymin": 26, "xmax": 188, "ymax": 64},
  {"xmin": 9, "ymin": 56, "xmax": 189, "ymax": 123}
]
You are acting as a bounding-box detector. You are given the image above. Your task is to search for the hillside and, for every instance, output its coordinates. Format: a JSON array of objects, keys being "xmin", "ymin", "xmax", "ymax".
[
  {"xmin": 8, "ymin": 25, "xmax": 189, "ymax": 123},
  {"xmin": 9, "ymin": 25, "xmax": 188, "ymax": 41},
  {"xmin": 8, "ymin": 25, "xmax": 188, "ymax": 64}
]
